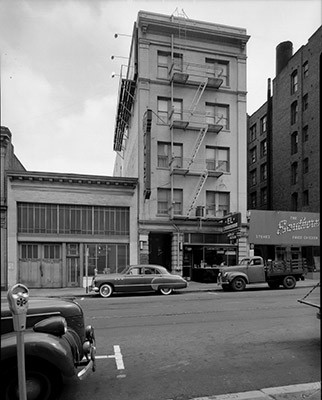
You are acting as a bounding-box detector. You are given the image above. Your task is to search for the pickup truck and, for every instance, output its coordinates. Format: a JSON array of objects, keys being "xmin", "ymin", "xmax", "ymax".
[
  {"xmin": 1, "ymin": 296, "xmax": 96, "ymax": 400},
  {"xmin": 217, "ymin": 256, "xmax": 306, "ymax": 292}
]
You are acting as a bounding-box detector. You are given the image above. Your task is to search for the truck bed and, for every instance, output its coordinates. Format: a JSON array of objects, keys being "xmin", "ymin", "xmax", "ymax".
[{"xmin": 266, "ymin": 259, "xmax": 306, "ymax": 276}]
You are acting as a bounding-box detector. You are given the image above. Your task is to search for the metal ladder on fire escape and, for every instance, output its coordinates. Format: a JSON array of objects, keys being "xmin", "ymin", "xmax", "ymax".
[{"xmin": 186, "ymin": 170, "xmax": 209, "ymax": 217}]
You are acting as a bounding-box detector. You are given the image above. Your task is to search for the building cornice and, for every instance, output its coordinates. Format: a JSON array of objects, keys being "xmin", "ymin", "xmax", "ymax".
[{"xmin": 7, "ymin": 171, "xmax": 138, "ymax": 189}]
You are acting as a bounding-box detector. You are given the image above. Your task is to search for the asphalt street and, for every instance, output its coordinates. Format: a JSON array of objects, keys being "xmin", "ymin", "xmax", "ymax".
[{"xmin": 58, "ymin": 284, "xmax": 320, "ymax": 400}]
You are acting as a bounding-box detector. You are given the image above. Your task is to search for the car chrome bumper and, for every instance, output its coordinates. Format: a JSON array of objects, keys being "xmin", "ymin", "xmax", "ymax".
[
  {"xmin": 77, "ymin": 325, "xmax": 96, "ymax": 380},
  {"xmin": 90, "ymin": 286, "xmax": 99, "ymax": 293}
]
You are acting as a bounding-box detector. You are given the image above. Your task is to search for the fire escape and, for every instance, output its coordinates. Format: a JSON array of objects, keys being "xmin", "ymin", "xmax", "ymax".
[{"xmin": 168, "ymin": 12, "xmax": 225, "ymax": 219}]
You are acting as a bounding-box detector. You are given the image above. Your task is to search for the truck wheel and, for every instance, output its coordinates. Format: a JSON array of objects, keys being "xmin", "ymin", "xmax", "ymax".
[
  {"xmin": 231, "ymin": 277, "xmax": 246, "ymax": 291},
  {"xmin": 99, "ymin": 283, "xmax": 113, "ymax": 298},
  {"xmin": 3, "ymin": 360, "xmax": 62, "ymax": 400},
  {"xmin": 282, "ymin": 275, "xmax": 296, "ymax": 289},
  {"xmin": 268, "ymin": 281, "xmax": 280, "ymax": 289}
]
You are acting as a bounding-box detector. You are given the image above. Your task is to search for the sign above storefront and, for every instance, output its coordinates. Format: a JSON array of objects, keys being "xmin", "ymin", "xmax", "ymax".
[
  {"xmin": 248, "ymin": 210, "xmax": 320, "ymax": 246},
  {"xmin": 220, "ymin": 212, "xmax": 241, "ymax": 232}
]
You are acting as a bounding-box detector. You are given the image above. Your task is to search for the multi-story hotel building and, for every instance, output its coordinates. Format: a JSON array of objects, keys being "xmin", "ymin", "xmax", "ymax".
[
  {"xmin": 113, "ymin": 11, "xmax": 250, "ymax": 278},
  {"xmin": 247, "ymin": 26, "xmax": 321, "ymax": 268}
]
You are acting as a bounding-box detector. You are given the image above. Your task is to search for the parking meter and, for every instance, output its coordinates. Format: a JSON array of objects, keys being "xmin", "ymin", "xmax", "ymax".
[
  {"xmin": 7, "ymin": 283, "xmax": 29, "ymax": 400},
  {"xmin": 7, "ymin": 283, "xmax": 29, "ymax": 331}
]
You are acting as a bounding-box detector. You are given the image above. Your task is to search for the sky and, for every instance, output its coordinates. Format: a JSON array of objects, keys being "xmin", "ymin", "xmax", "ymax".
[{"xmin": 1, "ymin": 0, "xmax": 321, "ymax": 176}]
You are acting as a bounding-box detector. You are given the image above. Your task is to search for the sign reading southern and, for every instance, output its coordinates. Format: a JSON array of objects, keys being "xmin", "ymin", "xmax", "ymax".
[{"xmin": 249, "ymin": 210, "xmax": 320, "ymax": 246}]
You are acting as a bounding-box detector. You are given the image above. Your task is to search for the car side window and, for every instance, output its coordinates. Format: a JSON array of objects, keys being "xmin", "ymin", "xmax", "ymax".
[
  {"xmin": 129, "ymin": 267, "xmax": 141, "ymax": 275},
  {"xmin": 144, "ymin": 268, "xmax": 152, "ymax": 275}
]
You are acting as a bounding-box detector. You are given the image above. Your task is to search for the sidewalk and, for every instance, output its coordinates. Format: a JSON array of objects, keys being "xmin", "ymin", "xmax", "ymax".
[{"xmin": 1, "ymin": 277, "xmax": 320, "ymax": 299}]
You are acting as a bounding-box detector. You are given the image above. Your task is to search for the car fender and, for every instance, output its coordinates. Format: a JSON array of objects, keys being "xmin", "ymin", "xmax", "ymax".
[
  {"xmin": 1, "ymin": 330, "xmax": 76, "ymax": 378},
  {"xmin": 225, "ymin": 272, "xmax": 249, "ymax": 284},
  {"xmin": 150, "ymin": 276, "xmax": 175, "ymax": 291}
]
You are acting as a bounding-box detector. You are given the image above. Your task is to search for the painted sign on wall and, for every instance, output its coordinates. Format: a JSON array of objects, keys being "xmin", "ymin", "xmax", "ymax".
[{"xmin": 248, "ymin": 210, "xmax": 320, "ymax": 246}]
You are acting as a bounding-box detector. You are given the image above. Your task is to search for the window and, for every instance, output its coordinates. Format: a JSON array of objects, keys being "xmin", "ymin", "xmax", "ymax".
[
  {"xmin": 302, "ymin": 125, "xmax": 308, "ymax": 142},
  {"xmin": 260, "ymin": 115, "xmax": 267, "ymax": 134},
  {"xmin": 250, "ymin": 124, "xmax": 256, "ymax": 142},
  {"xmin": 17, "ymin": 203, "xmax": 129, "ymax": 236},
  {"xmin": 291, "ymin": 70, "xmax": 298, "ymax": 94},
  {"xmin": 157, "ymin": 98, "xmax": 169, "ymax": 124},
  {"xmin": 205, "ymin": 58, "xmax": 229, "ymax": 85},
  {"xmin": 157, "ymin": 189, "xmax": 182, "ymax": 215},
  {"xmin": 44, "ymin": 244, "xmax": 61, "ymax": 259},
  {"xmin": 303, "ymin": 157, "xmax": 309, "ymax": 174},
  {"xmin": 303, "ymin": 190, "xmax": 309, "ymax": 206},
  {"xmin": 250, "ymin": 169, "xmax": 257, "ymax": 186},
  {"xmin": 260, "ymin": 187, "xmax": 267, "ymax": 206},
  {"xmin": 260, "ymin": 139, "xmax": 267, "ymax": 157},
  {"xmin": 260, "ymin": 163, "xmax": 267, "ymax": 181},
  {"xmin": 250, "ymin": 192, "xmax": 257, "ymax": 208},
  {"xmin": 303, "ymin": 61, "xmax": 308, "ymax": 78},
  {"xmin": 157, "ymin": 142, "xmax": 182, "ymax": 168},
  {"xmin": 302, "ymin": 94, "xmax": 308, "ymax": 111},
  {"xmin": 291, "ymin": 162, "xmax": 298, "ymax": 185},
  {"xmin": 158, "ymin": 97, "xmax": 183, "ymax": 124},
  {"xmin": 291, "ymin": 101, "xmax": 298, "ymax": 125},
  {"xmin": 206, "ymin": 103, "xmax": 229, "ymax": 130},
  {"xmin": 250, "ymin": 147, "xmax": 257, "ymax": 164},
  {"xmin": 291, "ymin": 192, "xmax": 298, "ymax": 211},
  {"xmin": 291, "ymin": 132, "xmax": 298, "ymax": 154},
  {"xmin": 205, "ymin": 147, "xmax": 230, "ymax": 172},
  {"xmin": 206, "ymin": 191, "xmax": 230, "ymax": 217},
  {"xmin": 157, "ymin": 52, "xmax": 182, "ymax": 79},
  {"xmin": 21, "ymin": 244, "xmax": 38, "ymax": 259}
]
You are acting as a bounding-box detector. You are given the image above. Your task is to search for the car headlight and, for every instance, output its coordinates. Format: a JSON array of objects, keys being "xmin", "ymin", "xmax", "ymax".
[{"xmin": 223, "ymin": 272, "xmax": 228, "ymax": 278}]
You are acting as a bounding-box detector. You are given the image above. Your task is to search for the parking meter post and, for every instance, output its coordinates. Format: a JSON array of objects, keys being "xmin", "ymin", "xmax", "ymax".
[{"xmin": 7, "ymin": 283, "xmax": 29, "ymax": 400}]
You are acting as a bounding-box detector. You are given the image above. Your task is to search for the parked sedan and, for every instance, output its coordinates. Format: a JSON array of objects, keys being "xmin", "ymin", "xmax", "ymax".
[{"xmin": 90, "ymin": 264, "xmax": 188, "ymax": 298}]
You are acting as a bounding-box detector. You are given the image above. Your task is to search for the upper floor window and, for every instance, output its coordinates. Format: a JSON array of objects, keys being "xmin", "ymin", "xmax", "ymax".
[
  {"xmin": 157, "ymin": 188, "xmax": 182, "ymax": 215},
  {"xmin": 205, "ymin": 146, "xmax": 230, "ymax": 172},
  {"xmin": 302, "ymin": 125, "xmax": 309, "ymax": 142},
  {"xmin": 302, "ymin": 94, "xmax": 308, "ymax": 111},
  {"xmin": 260, "ymin": 115, "xmax": 267, "ymax": 134},
  {"xmin": 250, "ymin": 192, "xmax": 257, "ymax": 208},
  {"xmin": 291, "ymin": 192, "xmax": 298, "ymax": 211},
  {"xmin": 250, "ymin": 147, "xmax": 257, "ymax": 164},
  {"xmin": 303, "ymin": 190, "xmax": 309, "ymax": 206},
  {"xmin": 260, "ymin": 187, "xmax": 267, "ymax": 206},
  {"xmin": 291, "ymin": 101, "xmax": 298, "ymax": 125},
  {"xmin": 291, "ymin": 162, "xmax": 298, "ymax": 185},
  {"xmin": 291, "ymin": 132, "xmax": 298, "ymax": 154},
  {"xmin": 157, "ymin": 51, "xmax": 182, "ymax": 79},
  {"xmin": 250, "ymin": 169, "xmax": 257, "ymax": 186},
  {"xmin": 260, "ymin": 163, "xmax": 267, "ymax": 181},
  {"xmin": 157, "ymin": 142, "xmax": 182, "ymax": 168},
  {"xmin": 260, "ymin": 139, "xmax": 267, "ymax": 157},
  {"xmin": 303, "ymin": 61, "xmax": 308, "ymax": 78},
  {"xmin": 205, "ymin": 103, "xmax": 229, "ymax": 130},
  {"xmin": 291, "ymin": 70, "xmax": 298, "ymax": 94},
  {"xmin": 250, "ymin": 124, "xmax": 257, "ymax": 142},
  {"xmin": 206, "ymin": 191, "xmax": 230, "ymax": 217},
  {"xmin": 157, "ymin": 97, "xmax": 182, "ymax": 124},
  {"xmin": 205, "ymin": 58, "xmax": 229, "ymax": 86},
  {"xmin": 303, "ymin": 157, "xmax": 309, "ymax": 174}
]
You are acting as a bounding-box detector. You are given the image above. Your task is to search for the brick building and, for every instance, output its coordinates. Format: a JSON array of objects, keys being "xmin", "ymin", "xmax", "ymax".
[{"xmin": 247, "ymin": 26, "xmax": 321, "ymax": 268}]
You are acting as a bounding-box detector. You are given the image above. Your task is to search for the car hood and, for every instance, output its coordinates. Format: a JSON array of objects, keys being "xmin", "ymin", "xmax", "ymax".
[
  {"xmin": 219, "ymin": 265, "xmax": 247, "ymax": 274},
  {"xmin": 94, "ymin": 273, "xmax": 123, "ymax": 280}
]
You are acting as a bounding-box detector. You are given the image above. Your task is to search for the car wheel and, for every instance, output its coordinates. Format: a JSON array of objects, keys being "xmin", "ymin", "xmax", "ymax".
[
  {"xmin": 3, "ymin": 360, "xmax": 62, "ymax": 400},
  {"xmin": 159, "ymin": 288, "xmax": 173, "ymax": 295},
  {"xmin": 282, "ymin": 275, "xmax": 296, "ymax": 289},
  {"xmin": 231, "ymin": 277, "xmax": 246, "ymax": 291},
  {"xmin": 99, "ymin": 283, "xmax": 113, "ymax": 298}
]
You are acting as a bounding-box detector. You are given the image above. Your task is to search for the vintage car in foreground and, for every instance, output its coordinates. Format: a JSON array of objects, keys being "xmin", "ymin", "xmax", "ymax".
[
  {"xmin": 1, "ymin": 297, "xmax": 96, "ymax": 400},
  {"xmin": 90, "ymin": 264, "xmax": 188, "ymax": 298}
]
